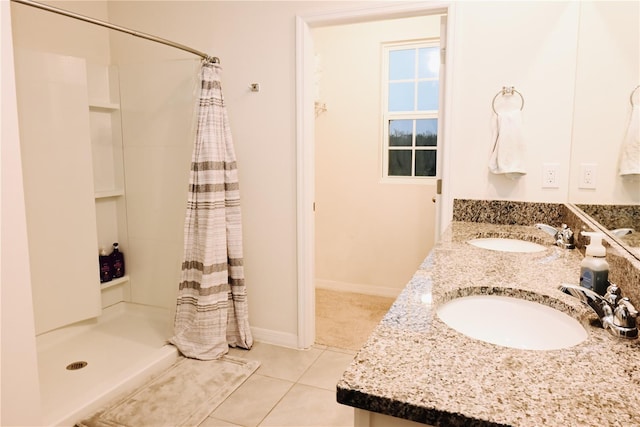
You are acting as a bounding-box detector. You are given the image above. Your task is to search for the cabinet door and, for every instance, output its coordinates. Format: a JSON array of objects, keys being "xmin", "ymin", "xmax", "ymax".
[{"xmin": 14, "ymin": 49, "xmax": 101, "ymax": 334}]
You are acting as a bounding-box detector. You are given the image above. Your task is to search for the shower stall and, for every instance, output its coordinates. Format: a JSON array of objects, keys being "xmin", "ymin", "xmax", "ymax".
[
  {"xmin": 14, "ymin": 50, "xmax": 202, "ymax": 426},
  {"xmin": 10, "ymin": 2, "xmax": 207, "ymax": 424}
]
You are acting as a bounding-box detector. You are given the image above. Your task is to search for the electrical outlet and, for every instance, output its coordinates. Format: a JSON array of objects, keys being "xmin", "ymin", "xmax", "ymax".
[
  {"xmin": 542, "ymin": 163, "xmax": 560, "ymax": 188},
  {"xmin": 579, "ymin": 163, "xmax": 597, "ymax": 189}
]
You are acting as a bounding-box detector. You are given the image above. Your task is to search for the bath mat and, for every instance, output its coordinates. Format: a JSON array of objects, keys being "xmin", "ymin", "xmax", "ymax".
[{"xmin": 77, "ymin": 354, "xmax": 260, "ymax": 427}]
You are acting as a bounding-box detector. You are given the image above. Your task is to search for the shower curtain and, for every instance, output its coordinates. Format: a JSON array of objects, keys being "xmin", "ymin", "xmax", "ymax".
[{"xmin": 170, "ymin": 62, "xmax": 253, "ymax": 360}]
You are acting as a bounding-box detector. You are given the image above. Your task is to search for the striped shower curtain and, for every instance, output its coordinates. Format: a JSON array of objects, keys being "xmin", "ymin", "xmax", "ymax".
[{"xmin": 170, "ymin": 62, "xmax": 253, "ymax": 360}]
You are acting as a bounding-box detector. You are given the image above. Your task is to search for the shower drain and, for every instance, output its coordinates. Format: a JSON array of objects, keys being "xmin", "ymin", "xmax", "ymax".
[{"xmin": 66, "ymin": 361, "xmax": 88, "ymax": 371}]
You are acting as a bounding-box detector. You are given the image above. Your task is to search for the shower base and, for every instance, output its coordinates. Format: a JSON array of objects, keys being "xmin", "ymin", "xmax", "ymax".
[{"xmin": 36, "ymin": 302, "xmax": 179, "ymax": 426}]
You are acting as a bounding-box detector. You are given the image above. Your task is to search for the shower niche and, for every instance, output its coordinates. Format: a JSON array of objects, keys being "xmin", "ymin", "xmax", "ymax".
[{"xmin": 87, "ymin": 62, "xmax": 131, "ymax": 309}]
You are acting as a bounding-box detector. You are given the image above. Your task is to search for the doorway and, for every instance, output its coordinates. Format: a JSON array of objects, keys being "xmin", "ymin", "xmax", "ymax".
[
  {"xmin": 296, "ymin": 3, "xmax": 455, "ymax": 349},
  {"xmin": 313, "ymin": 15, "xmax": 441, "ymax": 349}
]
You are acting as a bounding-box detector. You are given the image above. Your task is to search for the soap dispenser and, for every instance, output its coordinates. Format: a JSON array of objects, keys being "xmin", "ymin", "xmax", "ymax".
[
  {"xmin": 580, "ymin": 232, "xmax": 609, "ymax": 296},
  {"xmin": 110, "ymin": 242, "xmax": 125, "ymax": 279},
  {"xmin": 99, "ymin": 247, "xmax": 112, "ymax": 283}
]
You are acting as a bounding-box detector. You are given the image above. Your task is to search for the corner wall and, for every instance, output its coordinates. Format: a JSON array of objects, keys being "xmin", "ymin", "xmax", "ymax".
[{"xmin": 1, "ymin": 2, "xmax": 41, "ymax": 424}]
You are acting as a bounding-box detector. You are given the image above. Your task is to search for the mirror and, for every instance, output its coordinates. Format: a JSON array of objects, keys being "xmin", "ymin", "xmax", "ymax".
[
  {"xmin": 568, "ymin": 1, "xmax": 640, "ymax": 260},
  {"xmin": 575, "ymin": 204, "xmax": 640, "ymax": 259}
]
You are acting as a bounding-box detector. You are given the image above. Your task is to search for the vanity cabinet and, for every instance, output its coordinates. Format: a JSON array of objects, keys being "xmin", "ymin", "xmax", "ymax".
[
  {"xmin": 86, "ymin": 63, "xmax": 131, "ymax": 309},
  {"xmin": 338, "ymin": 210, "xmax": 640, "ymax": 427},
  {"xmin": 355, "ymin": 410, "xmax": 432, "ymax": 427}
]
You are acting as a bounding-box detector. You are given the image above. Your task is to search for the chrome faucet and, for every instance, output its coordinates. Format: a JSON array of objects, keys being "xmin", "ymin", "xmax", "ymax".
[
  {"xmin": 559, "ymin": 283, "xmax": 638, "ymax": 339},
  {"xmin": 535, "ymin": 223, "xmax": 575, "ymax": 249},
  {"xmin": 611, "ymin": 228, "xmax": 634, "ymax": 237}
]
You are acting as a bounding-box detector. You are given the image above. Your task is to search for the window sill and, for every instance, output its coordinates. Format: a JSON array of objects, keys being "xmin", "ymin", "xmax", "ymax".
[{"xmin": 379, "ymin": 176, "xmax": 437, "ymax": 185}]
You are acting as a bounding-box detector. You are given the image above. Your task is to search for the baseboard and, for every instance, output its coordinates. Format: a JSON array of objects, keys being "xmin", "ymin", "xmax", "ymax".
[
  {"xmin": 315, "ymin": 279, "xmax": 401, "ymax": 299},
  {"xmin": 250, "ymin": 327, "xmax": 300, "ymax": 349}
]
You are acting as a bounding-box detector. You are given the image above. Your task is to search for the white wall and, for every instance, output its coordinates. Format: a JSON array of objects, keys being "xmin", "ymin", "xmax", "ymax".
[
  {"xmin": 569, "ymin": 1, "xmax": 640, "ymax": 204},
  {"xmin": 448, "ymin": 1, "xmax": 579, "ymax": 205},
  {"xmin": 99, "ymin": 0, "xmax": 618, "ymax": 342},
  {"xmin": 10, "ymin": 0, "xmax": 111, "ymax": 64},
  {"xmin": 313, "ymin": 15, "xmax": 441, "ymax": 296},
  {"xmin": 115, "ymin": 59, "xmax": 199, "ymax": 314},
  {"xmin": 1, "ymin": 2, "xmax": 42, "ymax": 424},
  {"xmin": 107, "ymin": 0, "xmax": 369, "ymax": 344}
]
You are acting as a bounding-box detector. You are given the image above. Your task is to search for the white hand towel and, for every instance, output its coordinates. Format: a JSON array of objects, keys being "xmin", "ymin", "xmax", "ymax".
[
  {"xmin": 618, "ymin": 104, "xmax": 640, "ymax": 177},
  {"xmin": 489, "ymin": 109, "xmax": 526, "ymax": 179}
]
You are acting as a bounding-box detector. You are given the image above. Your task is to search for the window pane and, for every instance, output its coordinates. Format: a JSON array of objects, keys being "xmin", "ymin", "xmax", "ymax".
[
  {"xmin": 415, "ymin": 150, "xmax": 436, "ymax": 177},
  {"xmin": 389, "ymin": 150, "xmax": 412, "ymax": 176},
  {"xmin": 389, "ymin": 120, "xmax": 413, "ymax": 146},
  {"xmin": 417, "ymin": 81, "xmax": 439, "ymax": 111},
  {"xmin": 388, "ymin": 82, "xmax": 415, "ymax": 111},
  {"xmin": 416, "ymin": 119, "xmax": 438, "ymax": 146},
  {"xmin": 389, "ymin": 49, "xmax": 415, "ymax": 80},
  {"xmin": 418, "ymin": 47, "xmax": 440, "ymax": 79}
]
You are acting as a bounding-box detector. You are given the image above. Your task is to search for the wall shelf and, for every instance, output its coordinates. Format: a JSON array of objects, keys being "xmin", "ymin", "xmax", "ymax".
[
  {"xmin": 89, "ymin": 101, "xmax": 120, "ymax": 111},
  {"xmin": 95, "ymin": 189, "xmax": 125, "ymax": 199},
  {"xmin": 88, "ymin": 63, "xmax": 130, "ymax": 310},
  {"xmin": 100, "ymin": 275, "xmax": 129, "ymax": 291}
]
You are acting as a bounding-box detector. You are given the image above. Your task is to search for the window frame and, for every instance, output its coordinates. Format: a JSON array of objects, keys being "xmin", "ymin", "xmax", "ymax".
[{"xmin": 381, "ymin": 39, "xmax": 440, "ymax": 183}]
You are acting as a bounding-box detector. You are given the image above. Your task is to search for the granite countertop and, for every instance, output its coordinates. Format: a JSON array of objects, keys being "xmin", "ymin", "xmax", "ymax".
[{"xmin": 337, "ymin": 222, "xmax": 640, "ymax": 427}]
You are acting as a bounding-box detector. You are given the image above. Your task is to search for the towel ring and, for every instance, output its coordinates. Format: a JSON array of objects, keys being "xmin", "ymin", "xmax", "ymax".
[
  {"xmin": 630, "ymin": 85, "xmax": 640, "ymax": 106},
  {"xmin": 492, "ymin": 86, "xmax": 524, "ymax": 114}
]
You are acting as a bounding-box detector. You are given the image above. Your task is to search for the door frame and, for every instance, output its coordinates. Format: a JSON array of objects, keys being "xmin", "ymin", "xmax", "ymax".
[{"xmin": 295, "ymin": 1, "xmax": 456, "ymax": 348}]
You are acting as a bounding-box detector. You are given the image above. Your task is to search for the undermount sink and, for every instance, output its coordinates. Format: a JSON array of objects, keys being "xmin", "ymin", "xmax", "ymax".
[
  {"xmin": 436, "ymin": 295, "xmax": 588, "ymax": 350},
  {"xmin": 468, "ymin": 237, "xmax": 546, "ymax": 253}
]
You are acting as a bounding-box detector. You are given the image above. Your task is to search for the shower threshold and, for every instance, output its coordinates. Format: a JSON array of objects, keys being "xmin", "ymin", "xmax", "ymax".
[{"xmin": 36, "ymin": 302, "xmax": 179, "ymax": 426}]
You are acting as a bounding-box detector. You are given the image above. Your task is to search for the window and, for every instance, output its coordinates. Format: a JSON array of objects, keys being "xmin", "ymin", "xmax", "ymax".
[{"xmin": 382, "ymin": 41, "xmax": 440, "ymax": 179}]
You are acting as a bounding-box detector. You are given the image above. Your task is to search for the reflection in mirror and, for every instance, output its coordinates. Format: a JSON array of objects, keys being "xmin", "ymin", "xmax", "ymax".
[
  {"xmin": 569, "ymin": 1, "xmax": 639, "ymax": 205},
  {"xmin": 568, "ymin": 2, "xmax": 639, "ymax": 260},
  {"xmin": 575, "ymin": 204, "xmax": 640, "ymax": 259}
]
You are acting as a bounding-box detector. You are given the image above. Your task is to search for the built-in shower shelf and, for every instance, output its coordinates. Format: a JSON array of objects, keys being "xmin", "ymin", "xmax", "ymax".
[
  {"xmin": 89, "ymin": 101, "xmax": 120, "ymax": 111},
  {"xmin": 95, "ymin": 189, "xmax": 124, "ymax": 199},
  {"xmin": 100, "ymin": 275, "xmax": 129, "ymax": 291}
]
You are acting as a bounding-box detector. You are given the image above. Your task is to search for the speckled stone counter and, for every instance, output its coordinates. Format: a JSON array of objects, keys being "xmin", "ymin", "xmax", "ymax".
[{"xmin": 337, "ymin": 221, "xmax": 640, "ymax": 427}]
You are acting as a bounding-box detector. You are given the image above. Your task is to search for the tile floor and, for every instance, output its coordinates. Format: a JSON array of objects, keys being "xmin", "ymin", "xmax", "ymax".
[{"xmin": 198, "ymin": 342, "xmax": 356, "ymax": 427}]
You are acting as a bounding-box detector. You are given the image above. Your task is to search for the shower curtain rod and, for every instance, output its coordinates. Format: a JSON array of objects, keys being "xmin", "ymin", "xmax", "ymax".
[{"xmin": 10, "ymin": 0, "xmax": 219, "ymax": 64}]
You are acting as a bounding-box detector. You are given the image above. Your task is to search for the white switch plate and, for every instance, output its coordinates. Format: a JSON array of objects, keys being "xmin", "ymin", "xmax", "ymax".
[
  {"xmin": 579, "ymin": 163, "xmax": 597, "ymax": 189},
  {"xmin": 542, "ymin": 163, "xmax": 560, "ymax": 188}
]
